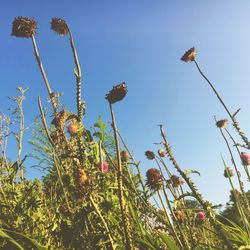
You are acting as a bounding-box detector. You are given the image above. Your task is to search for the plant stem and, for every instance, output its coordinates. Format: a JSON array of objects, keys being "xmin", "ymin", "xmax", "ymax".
[
  {"xmin": 89, "ymin": 196, "xmax": 115, "ymax": 250},
  {"xmin": 69, "ymin": 30, "xmax": 83, "ymax": 120},
  {"xmin": 108, "ymin": 102, "xmax": 132, "ymax": 250},
  {"xmin": 194, "ymin": 59, "xmax": 250, "ymax": 149},
  {"xmin": 31, "ymin": 35, "xmax": 57, "ymax": 114}
]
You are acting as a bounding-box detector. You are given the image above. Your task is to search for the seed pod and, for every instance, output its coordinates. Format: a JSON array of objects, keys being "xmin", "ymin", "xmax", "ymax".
[
  {"xmin": 216, "ymin": 119, "xmax": 228, "ymax": 129},
  {"xmin": 158, "ymin": 149, "xmax": 166, "ymax": 158},
  {"xmin": 145, "ymin": 150, "xmax": 155, "ymax": 160},
  {"xmin": 223, "ymin": 167, "xmax": 234, "ymax": 178},
  {"xmin": 181, "ymin": 47, "xmax": 197, "ymax": 62},
  {"xmin": 121, "ymin": 150, "xmax": 129, "ymax": 162}
]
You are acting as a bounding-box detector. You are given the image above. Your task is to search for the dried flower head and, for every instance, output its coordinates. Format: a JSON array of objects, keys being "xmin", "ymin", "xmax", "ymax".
[
  {"xmin": 121, "ymin": 150, "xmax": 129, "ymax": 162},
  {"xmin": 146, "ymin": 168, "xmax": 163, "ymax": 191},
  {"xmin": 145, "ymin": 150, "xmax": 155, "ymax": 160},
  {"xmin": 170, "ymin": 175, "xmax": 184, "ymax": 188},
  {"xmin": 12, "ymin": 17, "xmax": 37, "ymax": 38},
  {"xmin": 197, "ymin": 211, "xmax": 206, "ymax": 221},
  {"xmin": 216, "ymin": 119, "xmax": 228, "ymax": 129},
  {"xmin": 51, "ymin": 18, "xmax": 69, "ymax": 36},
  {"xmin": 181, "ymin": 47, "xmax": 197, "ymax": 62},
  {"xmin": 75, "ymin": 169, "xmax": 90, "ymax": 187},
  {"xmin": 223, "ymin": 167, "xmax": 234, "ymax": 178},
  {"xmin": 240, "ymin": 152, "xmax": 250, "ymax": 165},
  {"xmin": 105, "ymin": 82, "xmax": 128, "ymax": 104},
  {"xmin": 97, "ymin": 161, "xmax": 109, "ymax": 173},
  {"xmin": 174, "ymin": 210, "xmax": 186, "ymax": 221},
  {"xmin": 230, "ymin": 189, "xmax": 241, "ymax": 203},
  {"xmin": 51, "ymin": 109, "xmax": 68, "ymax": 128},
  {"xmin": 158, "ymin": 149, "xmax": 166, "ymax": 158}
]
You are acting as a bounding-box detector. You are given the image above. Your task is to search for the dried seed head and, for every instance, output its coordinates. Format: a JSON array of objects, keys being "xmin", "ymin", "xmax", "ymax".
[
  {"xmin": 105, "ymin": 82, "xmax": 128, "ymax": 104},
  {"xmin": 75, "ymin": 169, "xmax": 90, "ymax": 187},
  {"xmin": 158, "ymin": 149, "xmax": 166, "ymax": 158},
  {"xmin": 52, "ymin": 109, "xmax": 68, "ymax": 128},
  {"xmin": 121, "ymin": 150, "xmax": 129, "ymax": 162},
  {"xmin": 146, "ymin": 168, "xmax": 163, "ymax": 191},
  {"xmin": 145, "ymin": 150, "xmax": 155, "ymax": 160},
  {"xmin": 51, "ymin": 18, "xmax": 69, "ymax": 36},
  {"xmin": 230, "ymin": 189, "xmax": 241, "ymax": 203},
  {"xmin": 170, "ymin": 175, "xmax": 184, "ymax": 188},
  {"xmin": 216, "ymin": 119, "xmax": 228, "ymax": 129},
  {"xmin": 174, "ymin": 210, "xmax": 186, "ymax": 221},
  {"xmin": 240, "ymin": 152, "xmax": 250, "ymax": 166},
  {"xmin": 181, "ymin": 47, "xmax": 197, "ymax": 62},
  {"xmin": 12, "ymin": 17, "xmax": 37, "ymax": 38},
  {"xmin": 223, "ymin": 167, "xmax": 234, "ymax": 178}
]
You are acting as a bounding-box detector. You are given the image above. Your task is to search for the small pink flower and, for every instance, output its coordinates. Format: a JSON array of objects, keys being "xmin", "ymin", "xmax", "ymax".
[
  {"xmin": 240, "ymin": 152, "xmax": 250, "ymax": 165},
  {"xmin": 67, "ymin": 124, "xmax": 77, "ymax": 135},
  {"xmin": 98, "ymin": 161, "xmax": 108, "ymax": 173},
  {"xmin": 197, "ymin": 211, "xmax": 206, "ymax": 220}
]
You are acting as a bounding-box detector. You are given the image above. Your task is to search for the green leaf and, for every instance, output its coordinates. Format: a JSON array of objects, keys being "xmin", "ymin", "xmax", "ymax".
[
  {"xmin": 158, "ymin": 232, "xmax": 179, "ymax": 250},
  {"xmin": 0, "ymin": 228, "xmax": 24, "ymax": 250},
  {"xmin": 2, "ymin": 229, "xmax": 47, "ymax": 250}
]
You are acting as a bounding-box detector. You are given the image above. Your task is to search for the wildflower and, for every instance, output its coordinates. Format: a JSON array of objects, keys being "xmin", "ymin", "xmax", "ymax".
[
  {"xmin": 180, "ymin": 47, "xmax": 197, "ymax": 62},
  {"xmin": 121, "ymin": 150, "xmax": 129, "ymax": 162},
  {"xmin": 216, "ymin": 119, "xmax": 228, "ymax": 129},
  {"xmin": 223, "ymin": 167, "xmax": 234, "ymax": 178},
  {"xmin": 240, "ymin": 152, "xmax": 250, "ymax": 165},
  {"xmin": 170, "ymin": 175, "xmax": 184, "ymax": 188},
  {"xmin": 146, "ymin": 168, "xmax": 163, "ymax": 191},
  {"xmin": 51, "ymin": 18, "xmax": 69, "ymax": 36},
  {"xmin": 197, "ymin": 211, "xmax": 206, "ymax": 221},
  {"xmin": 145, "ymin": 150, "xmax": 155, "ymax": 160},
  {"xmin": 67, "ymin": 124, "xmax": 78, "ymax": 135},
  {"xmin": 158, "ymin": 149, "xmax": 166, "ymax": 158},
  {"xmin": 105, "ymin": 82, "xmax": 128, "ymax": 104},
  {"xmin": 97, "ymin": 161, "xmax": 109, "ymax": 173},
  {"xmin": 11, "ymin": 17, "xmax": 37, "ymax": 38}
]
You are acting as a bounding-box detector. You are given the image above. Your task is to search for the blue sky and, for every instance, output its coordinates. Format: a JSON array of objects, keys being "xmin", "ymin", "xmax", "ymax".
[{"xmin": 1, "ymin": 1, "xmax": 250, "ymax": 206}]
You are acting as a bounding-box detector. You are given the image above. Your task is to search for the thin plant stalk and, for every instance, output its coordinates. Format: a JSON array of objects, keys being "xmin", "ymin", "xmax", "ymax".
[
  {"xmin": 159, "ymin": 125, "xmax": 234, "ymax": 249},
  {"xmin": 69, "ymin": 30, "xmax": 83, "ymax": 120},
  {"xmin": 89, "ymin": 196, "xmax": 115, "ymax": 250},
  {"xmin": 225, "ymin": 128, "xmax": 250, "ymax": 180},
  {"xmin": 162, "ymin": 188, "xmax": 190, "ymax": 249},
  {"xmin": 157, "ymin": 190, "xmax": 183, "ymax": 249},
  {"xmin": 117, "ymin": 130, "xmax": 147, "ymax": 198},
  {"xmin": 31, "ymin": 35, "xmax": 57, "ymax": 114},
  {"xmin": 108, "ymin": 102, "xmax": 132, "ymax": 250},
  {"xmin": 193, "ymin": 59, "xmax": 250, "ymax": 149}
]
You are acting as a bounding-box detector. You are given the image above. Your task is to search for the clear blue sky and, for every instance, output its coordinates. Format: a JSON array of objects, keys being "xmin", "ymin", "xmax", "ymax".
[{"xmin": 1, "ymin": 1, "xmax": 250, "ymax": 206}]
